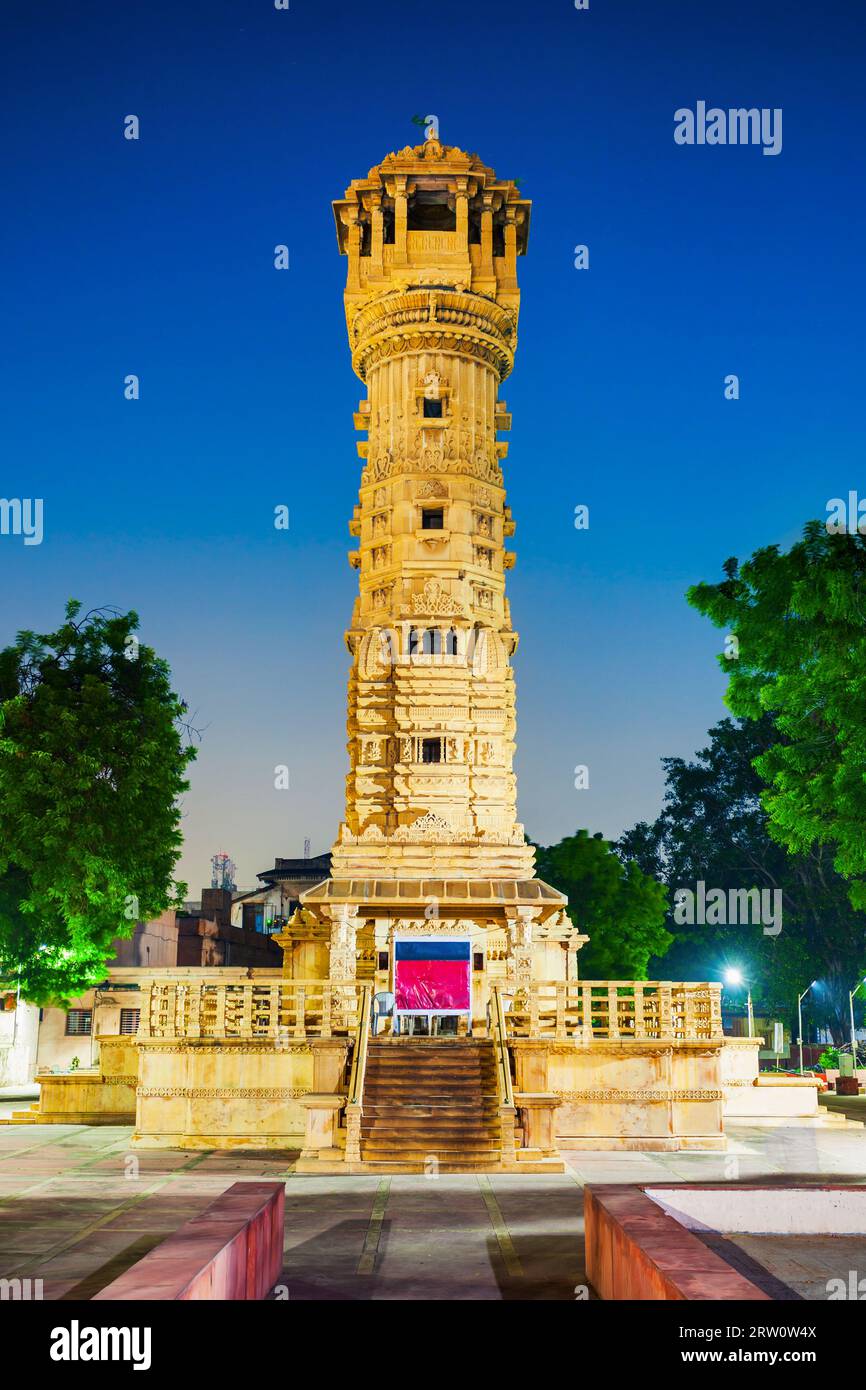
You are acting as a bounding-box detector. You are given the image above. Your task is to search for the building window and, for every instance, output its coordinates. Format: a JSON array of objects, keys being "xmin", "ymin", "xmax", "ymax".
[
  {"xmin": 421, "ymin": 738, "xmax": 442, "ymax": 764},
  {"xmin": 422, "ymin": 506, "xmax": 444, "ymax": 528},
  {"xmin": 422, "ymin": 398, "xmax": 443, "ymax": 419},
  {"xmin": 243, "ymin": 904, "xmax": 264, "ymax": 933},
  {"xmin": 422, "ymin": 628, "xmax": 441, "ymax": 656},
  {"xmin": 120, "ymin": 1008, "xmax": 140, "ymax": 1035},
  {"xmin": 445, "ymin": 627, "xmax": 458, "ymax": 656},
  {"xmin": 65, "ymin": 1009, "xmax": 92, "ymax": 1037},
  {"xmin": 408, "ymin": 628, "xmax": 421, "ymax": 656}
]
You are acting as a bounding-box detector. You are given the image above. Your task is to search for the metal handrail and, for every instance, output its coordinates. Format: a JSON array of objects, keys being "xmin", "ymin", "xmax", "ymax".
[
  {"xmin": 347, "ymin": 983, "xmax": 372, "ymax": 1108},
  {"xmin": 490, "ymin": 986, "xmax": 514, "ymax": 1108}
]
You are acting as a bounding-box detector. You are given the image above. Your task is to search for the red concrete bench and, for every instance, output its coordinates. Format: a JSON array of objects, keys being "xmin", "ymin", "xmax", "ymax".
[
  {"xmin": 585, "ymin": 1184, "xmax": 771, "ymax": 1301},
  {"xmin": 93, "ymin": 1181, "xmax": 285, "ymax": 1301}
]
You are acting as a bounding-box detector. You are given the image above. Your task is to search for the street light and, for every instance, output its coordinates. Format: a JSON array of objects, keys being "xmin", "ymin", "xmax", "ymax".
[
  {"xmin": 798, "ymin": 981, "xmax": 818, "ymax": 1075},
  {"xmin": 849, "ymin": 977, "xmax": 866, "ymax": 1065},
  {"xmin": 724, "ymin": 967, "xmax": 753, "ymax": 1038}
]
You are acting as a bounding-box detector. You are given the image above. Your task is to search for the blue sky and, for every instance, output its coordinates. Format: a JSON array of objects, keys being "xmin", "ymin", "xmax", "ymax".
[{"xmin": 2, "ymin": 0, "xmax": 864, "ymax": 891}]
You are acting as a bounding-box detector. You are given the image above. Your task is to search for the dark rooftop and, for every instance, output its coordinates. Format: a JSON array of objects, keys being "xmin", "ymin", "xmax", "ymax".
[{"xmin": 257, "ymin": 853, "xmax": 331, "ymax": 884}]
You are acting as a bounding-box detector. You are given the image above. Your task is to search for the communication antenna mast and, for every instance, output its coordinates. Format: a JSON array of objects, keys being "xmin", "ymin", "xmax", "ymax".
[{"xmin": 211, "ymin": 851, "xmax": 237, "ymax": 892}]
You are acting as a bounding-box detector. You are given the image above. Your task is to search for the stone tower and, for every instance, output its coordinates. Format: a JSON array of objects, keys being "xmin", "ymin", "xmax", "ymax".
[{"xmin": 299, "ymin": 133, "xmax": 579, "ymax": 1001}]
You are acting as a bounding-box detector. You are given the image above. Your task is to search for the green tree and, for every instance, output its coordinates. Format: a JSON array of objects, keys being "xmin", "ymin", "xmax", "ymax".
[
  {"xmin": 617, "ymin": 717, "xmax": 866, "ymax": 1042},
  {"xmin": 0, "ymin": 602, "xmax": 196, "ymax": 1003},
  {"xmin": 534, "ymin": 829, "xmax": 671, "ymax": 978},
  {"xmin": 688, "ymin": 521, "xmax": 866, "ymax": 909}
]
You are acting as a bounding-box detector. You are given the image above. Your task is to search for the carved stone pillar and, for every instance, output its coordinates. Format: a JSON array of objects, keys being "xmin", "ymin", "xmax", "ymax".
[
  {"xmin": 454, "ymin": 181, "xmax": 469, "ymax": 244},
  {"xmin": 342, "ymin": 208, "xmax": 362, "ymax": 292},
  {"xmin": 367, "ymin": 190, "xmax": 384, "ymax": 275},
  {"xmin": 393, "ymin": 176, "xmax": 408, "ymax": 264},
  {"xmin": 328, "ymin": 904, "xmax": 359, "ymax": 983},
  {"xmin": 480, "ymin": 194, "xmax": 495, "ymax": 276},
  {"xmin": 503, "ymin": 207, "xmax": 518, "ymax": 286},
  {"xmin": 505, "ymin": 907, "xmax": 538, "ymax": 993}
]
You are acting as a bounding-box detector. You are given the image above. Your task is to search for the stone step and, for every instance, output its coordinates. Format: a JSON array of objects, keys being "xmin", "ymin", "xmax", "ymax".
[
  {"xmin": 362, "ymin": 1122, "xmax": 500, "ymax": 1138},
  {"xmin": 360, "ymin": 1146, "xmax": 503, "ymax": 1162},
  {"xmin": 366, "ymin": 1045, "xmax": 494, "ymax": 1050},
  {"xmin": 366, "ymin": 1059, "xmax": 495, "ymax": 1073},
  {"xmin": 360, "ymin": 1039, "xmax": 500, "ymax": 1166},
  {"xmin": 364, "ymin": 1083, "xmax": 496, "ymax": 1097},
  {"xmin": 365, "ymin": 1083, "xmax": 496, "ymax": 1095},
  {"xmin": 351, "ymin": 1160, "xmax": 508, "ymax": 1174},
  {"xmin": 364, "ymin": 1100, "xmax": 496, "ymax": 1113},
  {"xmin": 364, "ymin": 1106, "xmax": 500, "ymax": 1117}
]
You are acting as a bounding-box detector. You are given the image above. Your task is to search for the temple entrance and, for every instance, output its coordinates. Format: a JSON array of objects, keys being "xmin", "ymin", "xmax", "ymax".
[{"xmin": 393, "ymin": 937, "xmax": 471, "ymax": 1037}]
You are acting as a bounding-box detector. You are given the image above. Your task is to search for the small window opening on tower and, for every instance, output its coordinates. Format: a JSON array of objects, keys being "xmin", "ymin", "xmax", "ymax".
[
  {"xmin": 422, "ymin": 397, "xmax": 443, "ymax": 419},
  {"xmin": 421, "ymin": 737, "xmax": 442, "ymax": 764},
  {"xmin": 382, "ymin": 205, "xmax": 395, "ymax": 244},
  {"xmin": 408, "ymin": 191, "xmax": 456, "ymax": 233},
  {"xmin": 492, "ymin": 219, "xmax": 506, "ymax": 258},
  {"xmin": 422, "ymin": 628, "xmax": 442, "ymax": 655},
  {"xmin": 422, "ymin": 506, "xmax": 444, "ymax": 529},
  {"xmin": 445, "ymin": 628, "xmax": 458, "ymax": 656}
]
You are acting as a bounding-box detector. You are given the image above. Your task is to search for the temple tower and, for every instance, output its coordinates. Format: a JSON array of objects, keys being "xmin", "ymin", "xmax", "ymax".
[{"xmin": 297, "ymin": 133, "xmax": 580, "ymax": 1009}]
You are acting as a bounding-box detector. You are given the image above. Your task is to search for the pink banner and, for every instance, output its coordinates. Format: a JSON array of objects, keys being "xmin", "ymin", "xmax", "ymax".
[{"xmin": 394, "ymin": 959, "xmax": 470, "ymax": 1011}]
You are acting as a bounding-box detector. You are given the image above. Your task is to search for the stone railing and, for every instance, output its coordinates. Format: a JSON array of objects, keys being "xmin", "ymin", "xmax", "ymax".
[
  {"xmin": 137, "ymin": 977, "xmax": 366, "ymax": 1041},
  {"xmin": 502, "ymin": 981, "xmax": 723, "ymax": 1044}
]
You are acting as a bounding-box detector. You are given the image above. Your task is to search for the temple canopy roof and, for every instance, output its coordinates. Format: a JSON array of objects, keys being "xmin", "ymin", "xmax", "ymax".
[{"xmin": 302, "ymin": 875, "xmax": 566, "ymax": 914}]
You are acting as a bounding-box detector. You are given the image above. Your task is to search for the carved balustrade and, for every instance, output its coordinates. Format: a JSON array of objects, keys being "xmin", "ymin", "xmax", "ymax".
[
  {"xmin": 137, "ymin": 978, "xmax": 366, "ymax": 1042},
  {"xmin": 500, "ymin": 981, "xmax": 723, "ymax": 1044}
]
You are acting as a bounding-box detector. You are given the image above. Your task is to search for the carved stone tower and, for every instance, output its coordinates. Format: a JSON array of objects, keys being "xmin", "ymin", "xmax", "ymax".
[{"xmin": 298, "ymin": 134, "xmax": 579, "ymax": 1002}]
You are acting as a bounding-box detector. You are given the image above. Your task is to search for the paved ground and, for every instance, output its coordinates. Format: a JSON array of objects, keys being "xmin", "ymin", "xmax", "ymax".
[
  {"xmin": 724, "ymin": 1234, "xmax": 866, "ymax": 1299},
  {"xmin": 1, "ymin": 1120, "xmax": 865, "ymax": 1300}
]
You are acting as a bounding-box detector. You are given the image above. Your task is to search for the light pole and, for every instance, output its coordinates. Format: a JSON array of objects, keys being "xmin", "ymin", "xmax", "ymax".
[
  {"xmin": 724, "ymin": 968, "xmax": 753, "ymax": 1038},
  {"xmin": 849, "ymin": 978, "xmax": 866, "ymax": 1066},
  {"xmin": 798, "ymin": 982, "xmax": 817, "ymax": 1075}
]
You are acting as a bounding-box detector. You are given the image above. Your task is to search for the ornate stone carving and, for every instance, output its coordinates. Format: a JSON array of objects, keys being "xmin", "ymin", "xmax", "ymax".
[
  {"xmin": 416, "ymin": 479, "xmax": 448, "ymax": 499},
  {"xmin": 391, "ymin": 811, "xmax": 459, "ymax": 843},
  {"xmin": 411, "ymin": 578, "xmax": 463, "ymax": 616},
  {"xmin": 553, "ymin": 1089, "xmax": 725, "ymax": 1103},
  {"xmin": 138, "ymin": 1086, "xmax": 310, "ymax": 1100}
]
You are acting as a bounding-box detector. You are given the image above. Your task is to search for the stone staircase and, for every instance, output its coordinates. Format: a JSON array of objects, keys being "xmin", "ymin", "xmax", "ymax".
[{"xmin": 360, "ymin": 1037, "xmax": 505, "ymax": 1172}]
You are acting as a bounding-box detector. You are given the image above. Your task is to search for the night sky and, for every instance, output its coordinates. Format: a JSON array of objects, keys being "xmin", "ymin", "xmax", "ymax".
[{"xmin": 2, "ymin": 0, "xmax": 864, "ymax": 891}]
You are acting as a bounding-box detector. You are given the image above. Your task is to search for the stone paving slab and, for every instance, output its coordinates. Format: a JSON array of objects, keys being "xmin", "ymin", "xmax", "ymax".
[{"xmin": 727, "ymin": 1233, "xmax": 866, "ymax": 1299}]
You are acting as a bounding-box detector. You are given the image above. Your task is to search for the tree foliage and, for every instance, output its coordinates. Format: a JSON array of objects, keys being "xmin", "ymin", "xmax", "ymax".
[
  {"xmin": 534, "ymin": 829, "xmax": 671, "ymax": 979},
  {"xmin": 688, "ymin": 521, "xmax": 866, "ymax": 909},
  {"xmin": 617, "ymin": 716, "xmax": 866, "ymax": 1041},
  {"xmin": 0, "ymin": 602, "xmax": 195, "ymax": 1003}
]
